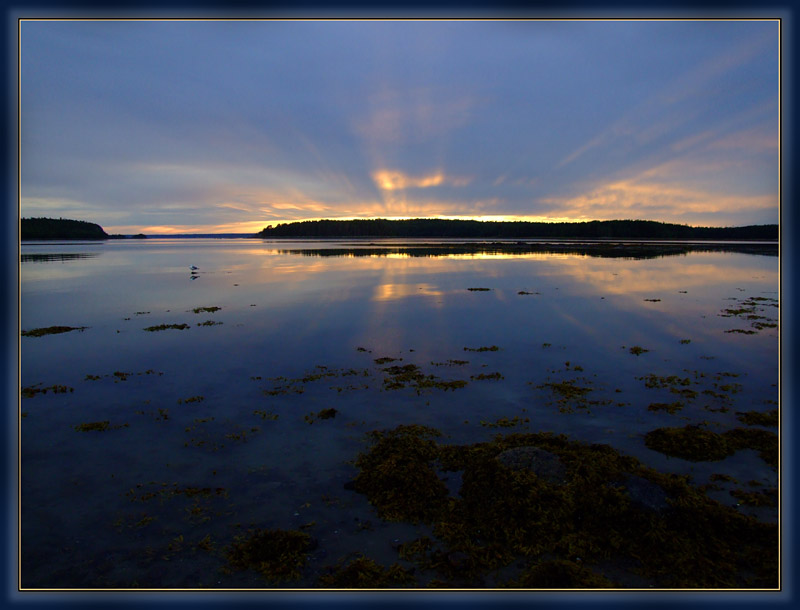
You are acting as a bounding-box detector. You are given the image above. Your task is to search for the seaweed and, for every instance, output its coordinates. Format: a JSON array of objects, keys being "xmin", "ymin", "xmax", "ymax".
[
  {"xmin": 177, "ymin": 395, "xmax": 204, "ymax": 404},
  {"xmin": 645, "ymin": 425, "xmax": 778, "ymax": 468},
  {"xmin": 718, "ymin": 297, "xmax": 778, "ymax": 333},
  {"xmin": 143, "ymin": 324, "xmax": 190, "ymax": 332},
  {"xmin": 644, "ymin": 426, "xmax": 732, "ymax": 461},
  {"xmin": 628, "ymin": 346, "xmax": 648, "ymax": 356},
  {"xmin": 504, "ymin": 560, "xmax": 615, "ymax": 588},
  {"xmin": 381, "ymin": 364, "xmax": 467, "ymax": 394},
  {"xmin": 464, "ymin": 345, "xmax": 500, "ymax": 352},
  {"xmin": 480, "ymin": 416, "xmax": 529, "ymax": 428},
  {"xmin": 647, "ymin": 402, "xmax": 684, "ymax": 414},
  {"xmin": 225, "ymin": 528, "xmax": 314, "ymax": 583},
  {"xmin": 21, "ymin": 384, "xmax": 73, "ymax": 398},
  {"xmin": 730, "ymin": 488, "xmax": 777, "ymax": 507},
  {"xmin": 350, "ymin": 425, "xmax": 777, "ymax": 588},
  {"xmin": 75, "ymin": 421, "xmax": 129, "ymax": 432},
  {"xmin": 431, "ymin": 360, "xmax": 469, "ymax": 367},
  {"xmin": 192, "ymin": 306, "xmax": 221, "ymax": 313},
  {"xmin": 534, "ymin": 379, "xmax": 604, "ymax": 412},
  {"xmin": 351, "ymin": 425, "xmax": 448, "ymax": 524},
  {"xmin": 317, "ymin": 555, "xmax": 415, "ymax": 588},
  {"xmin": 735, "ymin": 410, "xmax": 778, "ymax": 427},
  {"xmin": 304, "ymin": 408, "xmax": 338, "ymax": 424},
  {"xmin": 470, "ymin": 372, "xmax": 504, "ymax": 381},
  {"xmin": 22, "ymin": 325, "xmax": 87, "ymax": 337}
]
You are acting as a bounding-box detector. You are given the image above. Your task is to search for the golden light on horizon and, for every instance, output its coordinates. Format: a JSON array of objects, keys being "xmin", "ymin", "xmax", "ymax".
[{"xmin": 109, "ymin": 214, "xmax": 650, "ymax": 235}]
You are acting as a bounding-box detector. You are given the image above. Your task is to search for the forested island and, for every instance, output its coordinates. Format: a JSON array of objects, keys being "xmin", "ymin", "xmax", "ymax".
[
  {"xmin": 21, "ymin": 217, "xmax": 110, "ymax": 240},
  {"xmin": 256, "ymin": 219, "xmax": 778, "ymax": 240},
  {"xmin": 21, "ymin": 217, "xmax": 147, "ymax": 240}
]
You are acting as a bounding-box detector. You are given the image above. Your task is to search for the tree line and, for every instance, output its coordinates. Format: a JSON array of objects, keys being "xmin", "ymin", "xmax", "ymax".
[
  {"xmin": 21, "ymin": 217, "xmax": 110, "ymax": 240},
  {"xmin": 256, "ymin": 218, "xmax": 778, "ymax": 240}
]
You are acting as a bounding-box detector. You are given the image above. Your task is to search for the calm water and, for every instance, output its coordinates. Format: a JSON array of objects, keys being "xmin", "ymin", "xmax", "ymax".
[{"xmin": 20, "ymin": 238, "xmax": 779, "ymax": 588}]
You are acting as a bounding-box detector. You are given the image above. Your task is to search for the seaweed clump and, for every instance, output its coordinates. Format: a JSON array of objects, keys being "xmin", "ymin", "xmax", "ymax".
[
  {"xmin": 22, "ymin": 326, "xmax": 87, "ymax": 337},
  {"xmin": 318, "ymin": 555, "xmax": 415, "ymax": 588},
  {"xmin": 143, "ymin": 324, "xmax": 190, "ymax": 332},
  {"xmin": 351, "ymin": 425, "xmax": 449, "ymax": 523},
  {"xmin": 75, "ymin": 421, "xmax": 129, "ymax": 432},
  {"xmin": 644, "ymin": 425, "xmax": 778, "ymax": 468},
  {"xmin": 736, "ymin": 409, "xmax": 778, "ymax": 427},
  {"xmin": 349, "ymin": 425, "xmax": 777, "ymax": 588},
  {"xmin": 505, "ymin": 560, "xmax": 614, "ymax": 588},
  {"xmin": 192, "ymin": 306, "xmax": 221, "ymax": 313},
  {"xmin": 381, "ymin": 364, "xmax": 467, "ymax": 394},
  {"xmin": 304, "ymin": 408, "xmax": 338, "ymax": 424},
  {"xmin": 226, "ymin": 528, "xmax": 314, "ymax": 583},
  {"xmin": 21, "ymin": 384, "xmax": 73, "ymax": 398},
  {"xmin": 647, "ymin": 402, "xmax": 684, "ymax": 414}
]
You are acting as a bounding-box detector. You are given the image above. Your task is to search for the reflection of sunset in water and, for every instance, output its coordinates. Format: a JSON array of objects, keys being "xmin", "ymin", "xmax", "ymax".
[{"xmin": 372, "ymin": 283, "xmax": 444, "ymax": 302}]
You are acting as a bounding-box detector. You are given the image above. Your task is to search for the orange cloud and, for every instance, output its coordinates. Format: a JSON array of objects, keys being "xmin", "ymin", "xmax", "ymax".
[
  {"xmin": 372, "ymin": 169, "xmax": 472, "ymax": 191},
  {"xmin": 540, "ymin": 178, "xmax": 776, "ymax": 222}
]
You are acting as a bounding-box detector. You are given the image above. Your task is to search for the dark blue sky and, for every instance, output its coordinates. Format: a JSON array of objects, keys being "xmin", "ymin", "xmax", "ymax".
[{"xmin": 20, "ymin": 19, "xmax": 779, "ymax": 233}]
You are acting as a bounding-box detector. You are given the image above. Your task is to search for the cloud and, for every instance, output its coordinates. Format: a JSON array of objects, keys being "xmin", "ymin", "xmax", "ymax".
[
  {"xmin": 371, "ymin": 169, "xmax": 471, "ymax": 191},
  {"xmin": 354, "ymin": 87, "xmax": 476, "ymax": 145},
  {"xmin": 555, "ymin": 26, "xmax": 777, "ymax": 172},
  {"xmin": 20, "ymin": 20, "xmax": 779, "ymax": 232},
  {"xmin": 539, "ymin": 170, "xmax": 777, "ymax": 225}
]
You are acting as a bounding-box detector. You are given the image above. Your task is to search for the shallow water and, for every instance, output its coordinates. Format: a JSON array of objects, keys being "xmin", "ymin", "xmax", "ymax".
[{"xmin": 20, "ymin": 238, "xmax": 779, "ymax": 589}]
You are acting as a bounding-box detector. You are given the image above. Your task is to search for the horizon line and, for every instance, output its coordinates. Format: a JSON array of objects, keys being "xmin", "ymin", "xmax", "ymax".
[{"xmin": 99, "ymin": 216, "xmax": 779, "ymax": 236}]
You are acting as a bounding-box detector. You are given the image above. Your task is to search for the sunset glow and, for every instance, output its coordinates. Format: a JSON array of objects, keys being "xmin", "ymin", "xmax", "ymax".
[{"xmin": 20, "ymin": 19, "xmax": 780, "ymax": 234}]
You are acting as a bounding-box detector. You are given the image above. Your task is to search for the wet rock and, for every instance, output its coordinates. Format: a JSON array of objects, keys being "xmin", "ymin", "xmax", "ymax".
[
  {"xmin": 495, "ymin": 446, "xmax": 567, "ymax": 484},
  {"xmin": 615, "ymin": 473, "xmax": 670, "ymax": 513}
]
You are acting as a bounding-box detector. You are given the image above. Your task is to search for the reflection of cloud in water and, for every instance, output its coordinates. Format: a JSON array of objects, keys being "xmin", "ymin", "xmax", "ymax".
[
  {"xmin": 372, "ymin": 283, "xmax": 443, "ymax": 302},
  {"xmin": 536, "ymin": 255, "xmax": 777, "ymax": 297}
]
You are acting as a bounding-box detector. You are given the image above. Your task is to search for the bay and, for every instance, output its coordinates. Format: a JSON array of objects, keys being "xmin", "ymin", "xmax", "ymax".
[{"xmin": 19, "ymin": 238, "xmax": 780, "ymax": 589}]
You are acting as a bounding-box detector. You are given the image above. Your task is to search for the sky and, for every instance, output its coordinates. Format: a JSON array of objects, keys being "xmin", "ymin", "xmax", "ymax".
[{"xmin": 20, "ymin": 19, "xmax": 780, "ymax": 234}]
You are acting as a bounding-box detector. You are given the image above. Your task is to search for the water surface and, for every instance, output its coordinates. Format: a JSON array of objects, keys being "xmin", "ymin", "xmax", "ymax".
[{"xmin": 20, "ymin": 238, "xmax": 779, "ymax": 589}]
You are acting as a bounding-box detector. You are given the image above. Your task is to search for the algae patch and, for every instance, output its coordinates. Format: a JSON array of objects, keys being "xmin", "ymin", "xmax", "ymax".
[
  {"xmin": 736, "ymin": 409, "xmax": 778, "ymax": 427},
  {"xmin": 463, "ymin": 345, "xmax": 500, "ymax": 352},
  {"xmin": 304, "ymin": 408, "xmax": 338, "ymax": 424},
  {"xmin": 349, "ymin": 425, "xmax": 777, "ymax": 588},
  {"xmin": 22, "ymin": 326, "xmax": 87, "ymax": 338},
  {"xmin": 75, "ymin": 421, "xmax": 129, "ymax": 432},
  {"xmin": 225, "ymin": 528, "xmax": 314, "ymax": 583},
  {"xmin": 318, "ymin": 555, "xmax": 415, "ymax": 588},
  {"xmin": 506, "ymin": 559, "xmax": 614, "ymax": 588},
  {"xmin": 381, "ymin": 363, "xmax": 467, "ymax": 394},
  {"xmin": 644, "ymin": 425, "xmax": 777, "ymax": 468},
  {"xmin": 143, "ymin": 324, "xmax": 190, "ymax": 332},
  {"xmin": 21, "ymin": 384, "xmax": 73, "ymax": 398}
]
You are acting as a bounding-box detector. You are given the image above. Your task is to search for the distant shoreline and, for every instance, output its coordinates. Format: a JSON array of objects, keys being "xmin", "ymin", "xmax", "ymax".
[
  {"xmin": 21, "ymin": 217, "xmax": 780, "ymax": 242},
  {"xmin": 255, "ymin": 218, "xmax": 778, "ymax": 241}
]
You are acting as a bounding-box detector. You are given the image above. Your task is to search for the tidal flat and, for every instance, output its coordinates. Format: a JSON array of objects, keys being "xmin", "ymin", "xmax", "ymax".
[{"xmin": 20, "ymin": 238, "xmax": 779, "ymax": 589}]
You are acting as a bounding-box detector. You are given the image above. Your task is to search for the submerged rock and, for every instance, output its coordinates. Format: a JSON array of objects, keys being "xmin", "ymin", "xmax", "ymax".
[
  {"xmin": 614, "ymin": 473, "xmax": 670, "ymax": 513},
  {"xmin": 495, "ymin": 446, "xmax": 567, "ymax": 484}
]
